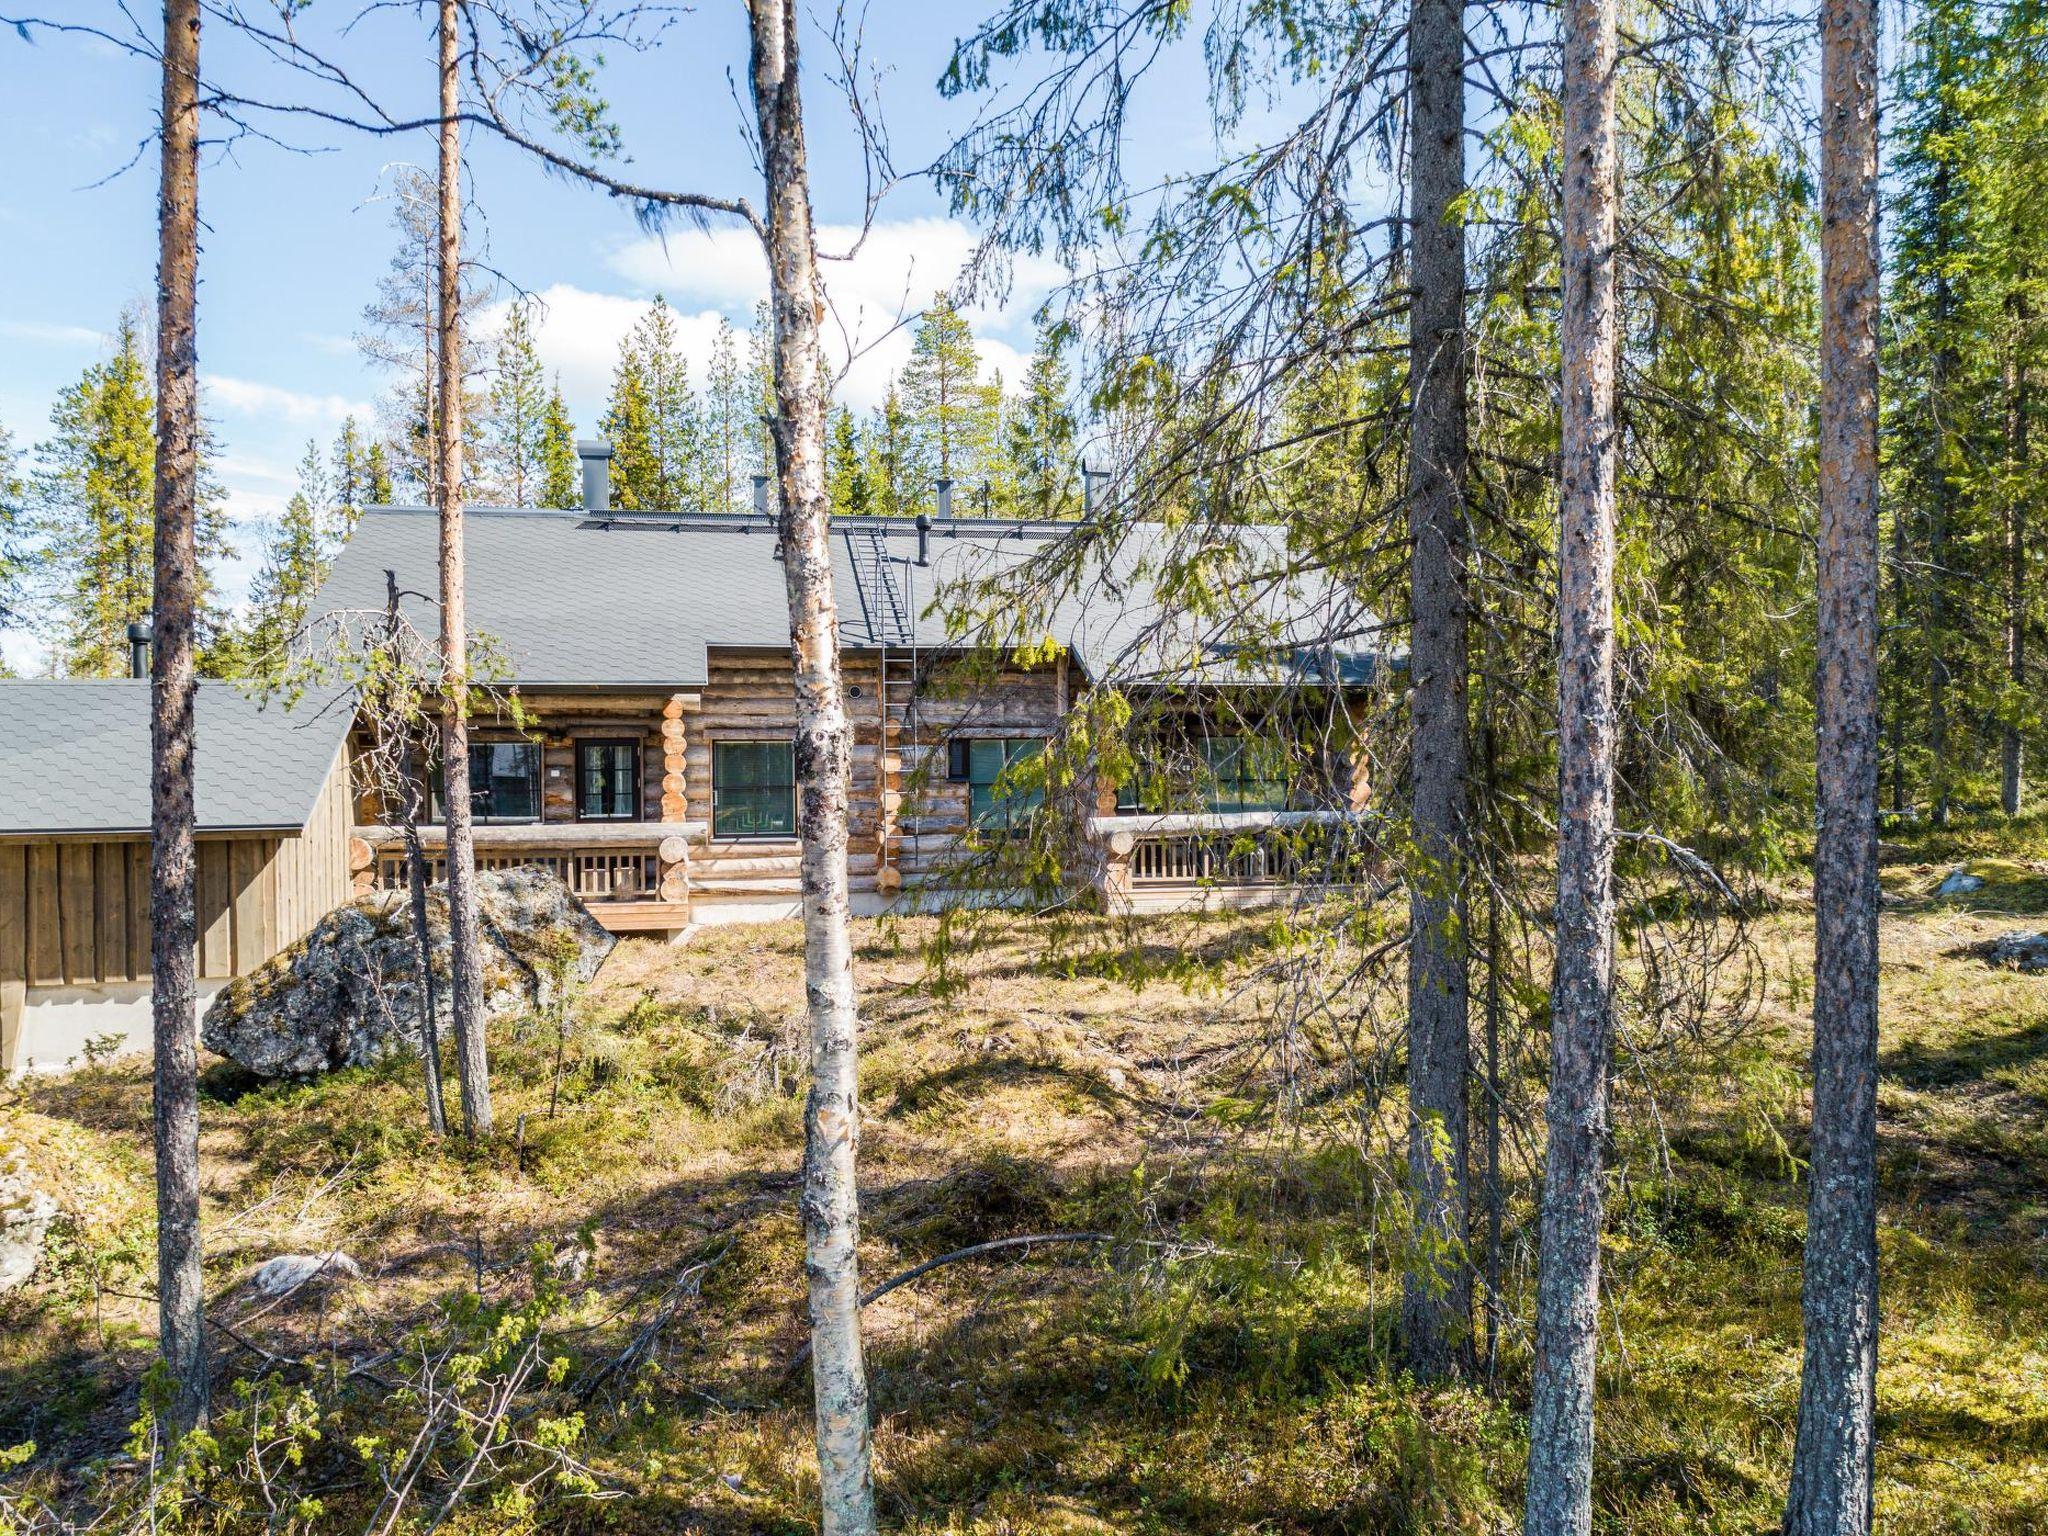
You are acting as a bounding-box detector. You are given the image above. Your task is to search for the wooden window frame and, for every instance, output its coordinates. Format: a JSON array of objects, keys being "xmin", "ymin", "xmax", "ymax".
[
  {"xmin": 712, "ymin": 738, "xmax": 798, "ymax": 841},
  {"xmin": 575, "ymin": 738, "xmax": 643, "ymax": 823}
]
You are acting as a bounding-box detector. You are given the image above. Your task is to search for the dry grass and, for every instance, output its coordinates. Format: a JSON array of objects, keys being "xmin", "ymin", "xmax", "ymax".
[{"xmin": 1, "ymin": 837, "xmax": 2045, "ymax": 1532}]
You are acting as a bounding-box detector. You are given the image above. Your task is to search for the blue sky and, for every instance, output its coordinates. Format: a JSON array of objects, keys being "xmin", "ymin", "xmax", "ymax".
[{"xmin": 0, "ymin": 4, "xmax": 1221, "ymax": 671}]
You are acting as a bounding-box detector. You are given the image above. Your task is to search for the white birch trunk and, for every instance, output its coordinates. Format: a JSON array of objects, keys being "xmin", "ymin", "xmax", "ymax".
[
  {"xmin": 745, "ymin": 4, "xmax": 878, "ymax": 1531},
  {"xmin": 436, "ymin": 0, "xmax": 492, "ymax": 1136}
]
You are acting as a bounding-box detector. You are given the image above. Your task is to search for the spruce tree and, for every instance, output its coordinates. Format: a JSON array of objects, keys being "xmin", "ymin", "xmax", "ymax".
[
  {"xmin": 538, "ymin": 379, "xmax": 580, "ymax": 508},
  {"xmin": 0, "ymin": 418, "xmax": 22, "ymax": 634},
  {"xmin": 828, "ymin": 405, "xmax": 871, "ymax": 515},
  {"xmin": 640, "ymin": 297, "xmax": 702, "ymax": 509},
  {"xmin": 330, "ymin": 415, "xmax": 384, "ymax": 543},
  {"xmin": 864, "ymin": 385, "xmax": 911, "ymax": 517},
  {"xmin": 1004, "ymin": 328, "xmax": 1080, "ymax": 517},
  {"xmin": 237, "ymin": 440, "xmax": 330, "ymax": 671},
  {"xmin": 33, "ymin": 310, "xmax": 227, "ymax": 676},
  {"xmin": 483, "ymin": 296, "xmax": 549, "ymax": 504},
  {"xmin": 703, "ymin": 317, "xmax": 748, "ymax": 514},
  {"xmin": 900, "ymin": 291, "xmax": 999, "ymax": 500},
  {"xmin": 604, "ymin": 339, "xmax": 658, "ymax": 509}
]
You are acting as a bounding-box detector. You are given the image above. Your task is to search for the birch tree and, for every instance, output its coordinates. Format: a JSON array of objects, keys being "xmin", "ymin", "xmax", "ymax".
[
  {"xmin": 1523, "ymin": 0, "xmax": 1622, "ymax": 1523},
  {"xmin": 1401, "ymin": 0, "xmax": 1473, "ymax": 1379},
  {"xmin": 452, "ymin": 4, "xmax": 882, "ymax": 1523},
  {"xmin": 151, "ymin": 0, "xmax": 210, "ymax": 1438},
  {"xmin": 1783, "ymin": 0, "xmax": 1882, "ymax": 1522},
  {"xmin": 748, "ymin": 9, "xmax": 877, "ymax": 1523},
  {"xmin": 436, "ymin": 0, "xmax": 492, "ymax": 1138}
]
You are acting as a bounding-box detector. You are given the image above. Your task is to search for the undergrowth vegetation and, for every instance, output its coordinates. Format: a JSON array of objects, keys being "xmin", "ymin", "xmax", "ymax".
[{"xmin": 1, "ymin": 817, "xmax": 2044, "ymax": 1532}]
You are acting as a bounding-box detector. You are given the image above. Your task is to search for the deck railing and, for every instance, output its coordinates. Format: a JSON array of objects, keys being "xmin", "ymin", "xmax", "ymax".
[
  {"xmin": 373, "ymin": 846, "xmax": 658, "ymax": 901},
  {"xmin": 1089, "ymin": 809, "xmax": 1377, "ymax": 891}
]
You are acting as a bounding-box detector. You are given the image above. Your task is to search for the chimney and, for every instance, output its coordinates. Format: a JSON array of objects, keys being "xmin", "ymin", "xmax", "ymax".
[
  {"xmin": 577, "ymin": 440, "xmax": 613, "ymax": 513},
  {"xmin": 127, "ymin": 618, "xmax": 153, "ymax": 680},
  {"xmin": 935, "ymin": 477, "xmax": 954, "ymax": 520},
  {"xmin": 915, "ymin": 512, "xmax": 932, "ymax": 567},
  {"xmin": 1083, "ymin": 465, "xmax": 1108, "ymax": 518},
  {"xmin": 752, "ymin": 473, "xmax": 771, "ymax": 518}
]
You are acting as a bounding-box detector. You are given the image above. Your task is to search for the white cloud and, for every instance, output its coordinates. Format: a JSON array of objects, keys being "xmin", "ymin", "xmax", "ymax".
[
  {"xmin": 0, "ymin": 318, "xmax": 109, "ymax": 348},
  {"xmin": 205, "ymin": 375, "xmax": 375, "ymax": 429},
  {"xmin": 606, "ymin": 214, "xmax": 1067, "ymax": 384}
]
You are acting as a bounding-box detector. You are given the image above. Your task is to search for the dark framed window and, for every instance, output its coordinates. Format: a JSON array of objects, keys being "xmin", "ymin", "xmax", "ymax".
[
  {"xmin": 714, "ymin": 740, "xmax": 796, "ymax": 838},
  {"xmin": 577, "ymin": 739, "xmax": 641, "ymax": 821},
  {"xmin": 436, "ymin": 740, "xmax": 541, "ymax": 824},
  {"xmin": 948, "ymin": 737, "xmax": 1045, "ymax": 830},
  {"xmin": 1202, "ymin": 737, "xmax": 1289, "ymax": 813}
]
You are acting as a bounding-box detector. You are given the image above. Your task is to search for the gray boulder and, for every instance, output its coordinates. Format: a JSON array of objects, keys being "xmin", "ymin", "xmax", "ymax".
[
  {"xmin": 1984, "ymin": 931, "xmax": 2048, "ymax": 974},
  {"xmin": 1935, "ymin": 867, "xmax": 1985, "ymax": 898},
  {"xmin": 202, "ymin": 867, "xmax": 615, "ymax": 1078},
  {"xmin": 248, "ymin": 1251, "xmax": 362, "ymax": 1296},
  {"xmin": 0, "ymin": 1141, "xmax": 58, "ymax": 1293}
]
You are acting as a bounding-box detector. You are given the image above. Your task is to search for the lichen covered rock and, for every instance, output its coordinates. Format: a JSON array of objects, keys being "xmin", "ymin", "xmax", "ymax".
[
  {"xmin": 201, "ymin": 867, "xmax": 615, "ymax": 1078},
  {"xmin": 1984, "ymin": 931, "xmax": 2048, "ymax": 974},
  {"xmin": 0, "ymin": 1139, "xmax": 58, "ymax": 1293}
]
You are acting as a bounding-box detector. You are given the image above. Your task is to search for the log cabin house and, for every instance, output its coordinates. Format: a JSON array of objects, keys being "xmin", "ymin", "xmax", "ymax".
[
  {"xmin": 317, "ymin": 447, "xmax": 1392, "ymax": 938},
  {"xmin": 0, "ymin": 446, "xmax": 1390, "ymax": 1072}
]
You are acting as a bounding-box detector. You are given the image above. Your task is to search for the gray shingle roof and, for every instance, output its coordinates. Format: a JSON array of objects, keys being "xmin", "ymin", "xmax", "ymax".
[
  {"xmin": 314, "ymin": 506, "xmax": 1389, "ymax": 689},
  {"xmin": 0, "ymin": 681, "xmax": 351, "ymax": 837}
]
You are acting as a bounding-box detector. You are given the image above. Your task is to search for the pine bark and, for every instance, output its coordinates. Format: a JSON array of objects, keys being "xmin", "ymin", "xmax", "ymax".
[
  {"xmin": 746, "ymin": 4, "xmax": 878, "ymax": 1531},
  {"xmin": 1523, "ymin": 0, "xmax": 1620, "ymax": 1521},
  {"xmin": 1402, "ymin": 0, "xmax": 1472, "ymax": 1380},
  {"xmin": 150, "ymin": 0, "xmax": 209, "ymax": 1438},
  {"xmin": 2002, "ymin": 290, "xmax": 2028, "ymax": 817},
  {"xmin": 1784, "ymin": 0, "xmax": 1882, "ymax": 1522},
  {"xmin": 436, "ymin": 0, "xmax": 491, "ymax": 1137}
]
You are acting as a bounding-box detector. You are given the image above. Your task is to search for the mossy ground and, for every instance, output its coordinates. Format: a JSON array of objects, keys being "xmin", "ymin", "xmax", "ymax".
[{"xmin": 2, "ymin": 816, "xmax": 2044, "ymax": 1532}]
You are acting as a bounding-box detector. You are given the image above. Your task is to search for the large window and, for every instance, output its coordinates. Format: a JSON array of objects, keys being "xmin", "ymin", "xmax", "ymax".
[
  {"xmin": 1113, "ymin": 736, "xmax": 1291, "ymax": 814},
  {"xmin": 578, "ymin": 739, "xmax": 641, "ymax": 821},
  {"xmin": 438, "ymin": 741, "xmax": 541, "ymax": 824},
  {"xmin": 949, "ymin": 737, "xmax": 1045, "ymax": 831},
  {"xmin": 1202, "ymin": 737, "xmax": 1289, "ymax": 812},
  {"xmin": 714, "ymin": 740, "xmax": 796, "ymax": 838}
]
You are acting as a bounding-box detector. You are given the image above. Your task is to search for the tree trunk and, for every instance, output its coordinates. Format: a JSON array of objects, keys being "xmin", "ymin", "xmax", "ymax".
[
  {"xmin": 436, "ymin": 0, "xmax": 491, "ymax": 1137},
  {"xmin": 1783, "ymin": 0, "xmax": 1882, "ymax": 1524},
  {"xmin": 1926, "ymin": 143, "xmax": 1956, "ymax": 828},
  {"xmin": 1402, "ymin": 0, "xmax": 1472, "ymax": 1380},
  {"xmin": 150, "ymin": 0, "xmax": 209, "ymax": 1439},
  {"xmin": 1524, "ymin": 0, "xmax": 1620, "ymax": 1522},
  {"xmin": 1888, "ymin": 499, "xmax": 1906, "ymax": 816},
  {"xmin": 387, "ymin": 571, "xmax": 447, "ymax": 1136},
  {"xmin": 2002, "ymin": 288, "xmax": 2029, "ymax": 817},
  {"xmin": 746, "ymin": 5, "xmax": 877, "ymax": 1532}
]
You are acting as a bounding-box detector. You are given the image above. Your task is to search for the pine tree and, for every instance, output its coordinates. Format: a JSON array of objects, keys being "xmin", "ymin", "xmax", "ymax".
[
  {"xmin": 1004, "ymin": 327, "xmax": 1080, "ymax": 517},
  {"xmin": 482, "ymin": 296, "xmax": 549, "ymax": 505},
  {"xmin": 357, "ymin": 165, "xmax": 491, "ymax": 502},
  {"xmin": 900, "ymin": 291, "xmax": 999, "ymax": 501},
  {"xmin": 538, "ymin": 380, "xmax": 580, "ymax": 509},
  {"xmin": 33, "ymin": 310, "xmax": 227, "ymax": 676}
]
